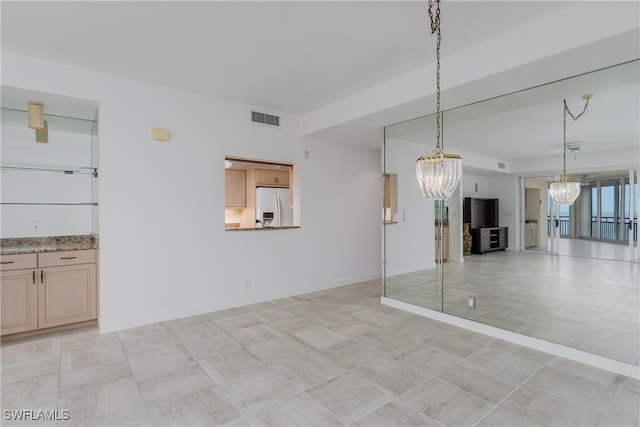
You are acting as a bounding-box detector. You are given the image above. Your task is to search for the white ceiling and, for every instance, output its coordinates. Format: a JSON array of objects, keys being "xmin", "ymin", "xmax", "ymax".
[
  {"xmin": 386, "ymin": 60, "xmax": 640, "ymax": 164},
  {"xmin": 1, "ymin": 1, "xmax": 638, "ymax": 174},
  {"xmin": 1, "ymin": 1, "xmax": 570, "ymax": 114}
]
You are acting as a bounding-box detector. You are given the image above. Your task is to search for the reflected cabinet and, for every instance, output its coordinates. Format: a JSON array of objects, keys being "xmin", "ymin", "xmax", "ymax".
[{"xmin": 464, "ymin": 197, "xmax": 508, "ymax": 254}]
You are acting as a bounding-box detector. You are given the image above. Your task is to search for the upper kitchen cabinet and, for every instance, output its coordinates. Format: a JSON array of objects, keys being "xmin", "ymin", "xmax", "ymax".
[
  {"xmin": 225, "ymin": 169, "xmax": 246, "ymax": 208},
  {"xmin": 255, "ymin": 168, "xmax": 289, "ymax": 187},
  {"xmin": 1, "ymin": 87, "xmax": 99, "ymax": 238}
]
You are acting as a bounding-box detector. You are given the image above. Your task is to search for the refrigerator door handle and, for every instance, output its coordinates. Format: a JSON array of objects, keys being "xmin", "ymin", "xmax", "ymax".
[{"xmin": 274, "ymin": 194, "xmax": 280, "ymax": 227}]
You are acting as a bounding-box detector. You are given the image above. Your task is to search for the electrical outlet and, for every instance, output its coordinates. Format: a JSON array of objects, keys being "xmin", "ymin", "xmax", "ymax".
[
  {"xmin": 467, "ymin": 296, "xmax": 476, "ymax": 309},
  {"xmin": 245, "ymin": 280, "xmax": 251, "ymax": 289}
]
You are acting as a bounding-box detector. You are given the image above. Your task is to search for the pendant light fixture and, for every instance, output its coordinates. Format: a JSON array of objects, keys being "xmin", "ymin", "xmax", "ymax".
[
  {"xmin": 416, "ymin": 0, "xmax": 462, "ymax": 200},
  {"xmin": 28, "ymin": 101, "xmax": 45, "ymax": 130},
  {"xmin": 549, "ymin": 94, "xmax": 592, "ymax": 205}
]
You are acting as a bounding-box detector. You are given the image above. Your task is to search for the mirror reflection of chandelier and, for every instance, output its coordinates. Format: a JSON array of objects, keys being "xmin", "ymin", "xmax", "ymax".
[
  {"xmin": 415, "ymin": 0, "xmax": 462, "ymax": 200},
  {"xmin": 549, "ymin": 94, "xmax": 592, "ymax": 205}
]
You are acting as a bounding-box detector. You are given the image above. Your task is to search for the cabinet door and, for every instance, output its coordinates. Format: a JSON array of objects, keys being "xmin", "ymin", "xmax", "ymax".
[
  {"xmin": 225, "ymin": 169, "xmax": 246, "ymax": 207},
  {"xmin": 255, "ymin": 169, "xmax": 289, "ymax": 187},
  {"xmin": 255, "ymin": 169, "xmax": 276, "ymax": 186},
  {"xmin": 1, "ymin": 269, "xmax": 38, "ymax": 335},
  {"xmin": 39, "ymin": 264, "xmax": 97, "ymax": 328},
  {"xmin": 480, "ymin": 229, "xmax": 492, "ymax": 251},
  {"xmin": 273, "ymin": 170, "xmax": 289, "ymax": 187},
  {"xmin": 442, "ymin": 227, "xmax": 449, "ymax": 260},
  {"xmin": 499, "ymin": 227, "xmax": 508, "ymax": 248}
]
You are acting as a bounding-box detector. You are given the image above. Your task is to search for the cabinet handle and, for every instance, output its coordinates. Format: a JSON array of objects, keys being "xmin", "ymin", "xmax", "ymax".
[
  {"xmin": 60, "ymin": 256, "xmax": 77, "ymax": 260},
  {"xmin": 0, "ymin": 261, "xmax": 14, "ymax": 264},
  {"xmin": 32, "ymin": 270, "xmax": 36, "ymax": 284},
  {"xmin": 40, "ymin": 270, "xmax": 43, "ymax": 283}
]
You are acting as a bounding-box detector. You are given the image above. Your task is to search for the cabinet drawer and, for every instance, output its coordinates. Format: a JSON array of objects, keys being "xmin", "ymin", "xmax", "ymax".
[
  {"xmin": 38, "ymin": 250, "xmax": 96, "ymax": 267},
  {"xmin": 0, "ymin": 253, "xmax": 37, "ymax": 271}
]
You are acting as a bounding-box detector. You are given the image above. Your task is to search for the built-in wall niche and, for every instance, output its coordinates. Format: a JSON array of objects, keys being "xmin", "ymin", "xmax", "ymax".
[
  {"xmin": 224, "ymin": 157, "xmax": 300, "ymax": 230},
  {"xmin": 383, "ymin": 173, "xmax": 398, "ymax": 224},
  {"xmin": 0, "ymin": 106, "xmax": 98, "ymax": 238}
]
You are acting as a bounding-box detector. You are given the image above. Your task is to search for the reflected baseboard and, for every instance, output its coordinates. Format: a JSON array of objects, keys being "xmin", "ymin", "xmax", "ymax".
[{"xmin": 381, "ymin": 296, "xmax": 639, "ymax": 380}]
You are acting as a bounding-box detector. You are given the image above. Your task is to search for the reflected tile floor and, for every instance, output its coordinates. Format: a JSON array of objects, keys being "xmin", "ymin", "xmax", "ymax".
[
  {"xmin": 2, "ymin": 280, "xmax": 638, "ymax": 426},
  {"xmin": 386, "ymin": 251, "xmax": 640, "ymax": 366}
]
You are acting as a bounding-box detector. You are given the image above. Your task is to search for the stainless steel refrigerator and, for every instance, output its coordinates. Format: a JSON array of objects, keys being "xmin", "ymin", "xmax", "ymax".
[{"xmin": 256, "ymin": 187, "xmax": 293, "ymax": 227}]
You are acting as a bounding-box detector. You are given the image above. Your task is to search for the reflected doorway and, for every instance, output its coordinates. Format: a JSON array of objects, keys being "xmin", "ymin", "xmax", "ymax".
[{"xmin": 523, "ymin": 171, "xmax": 638, "ymax": 262}]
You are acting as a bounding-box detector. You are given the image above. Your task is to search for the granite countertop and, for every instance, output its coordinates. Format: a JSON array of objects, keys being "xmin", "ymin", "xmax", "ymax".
[
  {"xmin": 226, "ymin": 226, "xmax": 300, "ymax": 231},
  {"xmin": 0, "ymin": 235, "xmax": 99, "ymax": 255}
]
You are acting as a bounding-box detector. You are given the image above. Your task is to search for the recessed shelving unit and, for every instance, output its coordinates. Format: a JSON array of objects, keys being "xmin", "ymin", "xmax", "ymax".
[{"xmin": 1, "ymin": 106, "xmax": 99, "ymax": 237}]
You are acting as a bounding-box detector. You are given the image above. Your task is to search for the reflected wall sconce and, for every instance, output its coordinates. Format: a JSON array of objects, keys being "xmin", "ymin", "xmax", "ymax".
[
  {"xmin": 416, "ymin": 0, "xmax": 462, "ymax": 200},
  {"xmin": 28, "ymin": 101, "xmax": 45, "ymax": 130},
  {"xmin": 549, "ymin": 94, "xmax": 592, "ymax": 206},
  {"xmin": 151, "ymin": 128, "xmax": 170, "ymax": 141},
  {"xmin": 35, "ymin": 121, "xmax": 48, "ymax": 143}
]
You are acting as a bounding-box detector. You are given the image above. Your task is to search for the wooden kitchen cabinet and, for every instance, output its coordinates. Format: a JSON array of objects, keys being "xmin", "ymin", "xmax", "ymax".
[
  {"xmin": 1, "ymin": 254, "xmax": 38, "ymax": 335},
  {"xmin": 38, "ymin": 250, "xmax": 97, "ymax": 329},
  {"xmin": 225, "ymin": 169, "xmax": 246, "ymax": 207},
  {"xmin": 1, "ymin": 249, "xmax": 97, "ymax": 336},
  {"xmin": 255, "ymin": 168, "xmax": 289, "ymax": 187},
  {"xmin": 435, "ymin": 225, "xmax": 449, "ymax": 263},
  {"xmin": 39, "ymin": 263, "xmax": 97, "ymax": 328}
]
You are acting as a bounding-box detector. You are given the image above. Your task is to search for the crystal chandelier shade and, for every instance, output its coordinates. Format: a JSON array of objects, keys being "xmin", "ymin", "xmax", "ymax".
[
  {"xmin": 549, "ymin": 177, "xmax": 581, "ymax": 205},
  {"xmin": 416, "ymin": 151, "xmax": 462, "ymax": 200},
  {"xmin": 415, "ymin": 0, "xmax": 462, "ymax": 201}
]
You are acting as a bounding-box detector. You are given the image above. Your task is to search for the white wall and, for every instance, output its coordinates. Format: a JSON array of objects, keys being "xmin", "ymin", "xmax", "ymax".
[
  {"xmin": 2, "ymin": 52, "xmax": 381, "ymax": 333},
  {"xmin": 384, "ymin": 137, "xmax": 435, "ymax": 276},
  {"xmin": 448, "ymin": 182, "xmax": 463, "ymax": 263},
  {"xmin": 462, "ymin": 172, "xmax": 490, "ymax": 198}
]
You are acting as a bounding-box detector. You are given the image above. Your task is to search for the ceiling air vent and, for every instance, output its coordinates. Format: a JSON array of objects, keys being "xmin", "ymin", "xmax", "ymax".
[
  {"xmin": 498, "ymin": 162, "xmax": 506, "ymax": 169},
  {"xmin": 252, "ymin": 111, "xmax": 280, "ymax": 127}
]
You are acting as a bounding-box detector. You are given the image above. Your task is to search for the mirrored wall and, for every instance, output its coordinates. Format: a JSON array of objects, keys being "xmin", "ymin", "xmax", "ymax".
[{"xmin": 383, "ymin": 60, "xmax": 639, "ymax": 366}]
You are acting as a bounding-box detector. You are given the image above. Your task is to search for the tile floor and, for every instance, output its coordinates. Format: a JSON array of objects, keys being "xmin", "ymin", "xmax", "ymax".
[
  {"xmin": 386, "ymin": 251, "xmax": 640, "ymax": 365},
  {"xmin": 2, "ymin": 280, "xmax": 639, "ymax": 426},
  {"xmin": 528, "ymin": 237, "xmax": 633, "ymax": 262}
]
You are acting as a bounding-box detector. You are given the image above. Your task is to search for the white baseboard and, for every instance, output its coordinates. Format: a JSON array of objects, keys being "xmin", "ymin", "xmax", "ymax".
[
  {"xmin": 381, "ymin": 297, "xmax": 639, "ymax": 380},
  {"xmin": 98, "ymin": 273, "xmax": 381, "ymax": 334}
]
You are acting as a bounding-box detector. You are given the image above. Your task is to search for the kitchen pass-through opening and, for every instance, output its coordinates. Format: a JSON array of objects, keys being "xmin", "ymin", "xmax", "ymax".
[{"xmin": 224, "ymin": 156, "xmax": 300, "ymax": 231}]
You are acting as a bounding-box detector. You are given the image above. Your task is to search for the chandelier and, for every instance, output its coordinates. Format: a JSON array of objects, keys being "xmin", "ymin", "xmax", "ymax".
[
  {"xmin": 416, "ymin": 0, "xmax": 462, "ymax": 200},
  {"xmin": 549, "ymin": 94, "xmax": 592, "ymax": 205}
]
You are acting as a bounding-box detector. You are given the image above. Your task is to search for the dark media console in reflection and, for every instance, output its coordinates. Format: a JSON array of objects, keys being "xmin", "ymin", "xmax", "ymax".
[{"xmin": 463, "ymin": 197, "xmax": 508, "ymax": 254}]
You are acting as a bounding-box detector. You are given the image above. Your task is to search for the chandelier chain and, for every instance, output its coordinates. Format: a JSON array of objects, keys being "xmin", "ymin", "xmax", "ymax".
[
  {"xmin": 562, "ymin": 94, "xmax": 592, "ymax": 176},
  {"xmin": 562, "ymin": 104, "xmax": 567, "ymax": 176},
  {"xmin": 428, "ymin": 0, "xmax": 441, "ymax": 151}
]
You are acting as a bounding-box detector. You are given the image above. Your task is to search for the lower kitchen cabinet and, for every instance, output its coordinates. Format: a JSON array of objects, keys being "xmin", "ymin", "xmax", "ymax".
[
  {"xmin": 39, "ymin": 263, "xmax": 97, "ymax": 328},
  {"xmin": 0, "ymin": 249, "xmax": 97, "ymax": 336},
  {"xmin": 1, "ymin": 261, "xmax": 38, "ymax": 335}
]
